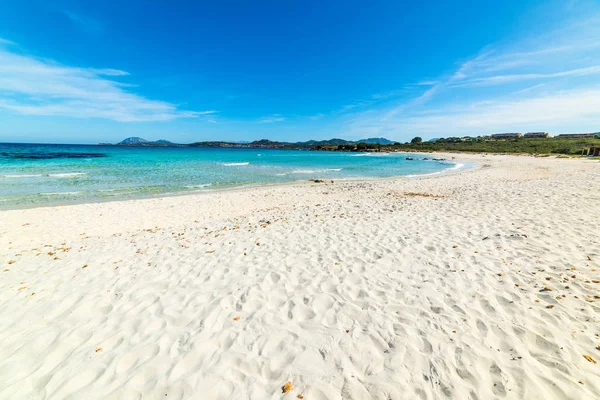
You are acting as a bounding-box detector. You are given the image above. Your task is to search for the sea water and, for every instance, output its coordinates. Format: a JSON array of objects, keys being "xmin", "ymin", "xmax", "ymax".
[{"xmin": 0, "ymin": 143, "xmax": 467, "ymax": 208}]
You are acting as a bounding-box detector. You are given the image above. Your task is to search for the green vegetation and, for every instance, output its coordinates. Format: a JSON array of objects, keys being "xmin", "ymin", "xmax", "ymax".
[{"xmin": 331, "ymin": 136, "xmax": 600, "ymax": 155}]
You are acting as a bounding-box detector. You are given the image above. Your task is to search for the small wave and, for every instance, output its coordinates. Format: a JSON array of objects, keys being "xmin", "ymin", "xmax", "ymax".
[
  {"xmin": 40, "ymin": 191, "xmax": 82, "ymax": 196},
  {"xmin": 405, "ymin": 171, "xmax": 442, "ymax": 178},
  {"xmin": 289, "ymin": 168, "xmax": 342, "ymax": 174},
  {"xmin": 222, "ymin": 162, "xmax": 250, "ymax": 166},
  {"xmin": 2, "ymin": 174, "xmax": 43, "ymax": 178},
  {"xmin": 184, "ymin": 184, "xmax": 212, "ymax": 189},
  {"xmin": 47, "ymin": 172, "xmax": 87, "ymax": 178},
  {"xmin": 448, "ymin": 163, "xmax": 465, "ymax": 170},
  {"xmin": 406, "ymin": 162, "xmax": 467, "ymax": 178},
  {"xmin": 350, "ymin": 152, "xmax": 392, "ymax": 157}
]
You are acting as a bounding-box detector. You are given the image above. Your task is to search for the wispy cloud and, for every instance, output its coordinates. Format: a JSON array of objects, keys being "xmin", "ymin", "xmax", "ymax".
[
  {"xmin": 259, "ymin": 114, "xmax": 285, "ymax": 123},
  {"xmin": 87, "ymin": 68, "xmax": 130, "ymax": 76},
  {"xmin": 64, "ymin": 10, "xmax": 104, "ymax": 34},
  {"xmin": 347, "ymin": 88, "xmax": 600, "ymax": 136},
  {"xmin": 0, "ymin": 42, "xmax": 209, "ymax": 122},
  {"xmin": 450, "ymin": 65, "xmax": 600, "ymax": 87},
  {"xmin": 341, "ymin": 10, "xmax": 600, "ymax": 138}
]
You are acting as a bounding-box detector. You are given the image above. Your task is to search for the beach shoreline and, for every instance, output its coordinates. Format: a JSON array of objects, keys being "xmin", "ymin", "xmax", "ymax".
[
  {"xmin": 1, "ymin": 154, "xmax": 599, "ymax": 399},
  {"xmin": 0, "ymin": 152, "xmax": 474, "ymax": 211}
]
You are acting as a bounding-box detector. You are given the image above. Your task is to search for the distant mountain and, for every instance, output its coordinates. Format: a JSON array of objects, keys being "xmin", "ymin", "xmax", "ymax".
[
  {"xmin": 298, "ymin": 138, "xmax": 354, "ymax": 146},
  {"xmin": 115, "ymin": 137, "xmax": 177, "ymax": 146},
  {"xmin": 118, "ymin": 137, "xmax": 150, "ymax": 145},
  {"xmin": 113, "ymin": 136, "xmax": 394, "ymax": 148},
  {"xmin": 153, "ymin": 139, "xmax": 176, "ymax": 145},
  {"xmin": 357, "ymin": 137, "xmax": 394, "ymax": 145}
]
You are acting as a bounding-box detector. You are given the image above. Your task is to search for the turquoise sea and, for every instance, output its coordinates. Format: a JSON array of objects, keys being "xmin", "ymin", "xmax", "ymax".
[{"xmin": 0, "ymin": 143, "xmax": 467, "ymax": 208}]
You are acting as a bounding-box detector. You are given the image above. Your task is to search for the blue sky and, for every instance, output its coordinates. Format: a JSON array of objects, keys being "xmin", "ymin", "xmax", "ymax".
[{"xmin": 1, "ymin": 0, "xmax": 599, "ymax": 144}]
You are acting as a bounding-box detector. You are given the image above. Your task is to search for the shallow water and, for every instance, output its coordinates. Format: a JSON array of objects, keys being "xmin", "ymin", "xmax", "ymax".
[{"xmin": 0, "ymin": 143, "xmax": 466, "ymax": 207}]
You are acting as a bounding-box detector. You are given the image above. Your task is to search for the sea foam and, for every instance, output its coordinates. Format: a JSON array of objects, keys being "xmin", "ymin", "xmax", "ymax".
[
  {"xmin": 2, "ymin": 174, "xmax": 43, "ymax": 178},
  {"xmin": 184, "ymin": 184, "xmax": 213, "ymax": 189},
  {"xmin": 289, "ymin": 168, "xmax": 342, "ymax": 174},
  {"xmin": 47, "ymin": 172, "xmax": 87, "ymax": 178}
]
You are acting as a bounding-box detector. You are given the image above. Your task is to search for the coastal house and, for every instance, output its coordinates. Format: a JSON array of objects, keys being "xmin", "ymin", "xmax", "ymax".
[
  {"xmin": 556, "ymin": 133, "xmax": 595, "ymax": 139},
  {"xmin": 583, "ymin": 146, "xmax": 600, "ymax": 157},
  {"xmin": 524, "ymin": 132, "xmax": 549, "ymax": 138},
  {"xmin": 491, "ymin": 133, "xmax": 522, "ymax": 139}
]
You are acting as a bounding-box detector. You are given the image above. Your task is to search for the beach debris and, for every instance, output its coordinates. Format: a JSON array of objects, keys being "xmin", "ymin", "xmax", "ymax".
[
  {"xmin": 82, "ymin": 264, "xmax": 88, "ymax": 269},
  {"xmin": 346, "ymin": 329, "xmax": 350, "ymax": 333},
  {"xmin": 540, "ymin": 286, "xmax": 552, "ymax": 292},
  {"xmin": 8, "ymin": 260, "xmax": 15, "ymax": 264},
  {"xmin": 233, "ymin": 316, "xmax": 240, "ymax": 321},
  {"xmin": 588, "ymin": 256, "xmax": 593, "ymax": 261},
  {"xmin": 95, "ymin": 347, "xmax": 103, "ymax": 353},
  {"xmin": 297, "ymin": 394, "xmax": 304, "ymax": 399},
  {"xmin": 546, "ymin": 305, "xmax": 555, "ymax": 309},
  {"xmin": 452, "ymin": 245, "xmax": 458, "ymax": 248},
  {"xmin": 309, "ymin": 179, "xmax": 325, "ymax": 183},
  {"xmin": 256, "ymin": 242, "xmax": 261, "ymax": 246},
  {"xmin": 583, "ymin": 355, "xmax": 596, "ymax": 364},
  {"xmin": 545, "ymin": 277, "xmax": 552, "ymax": 281},
  {"xmin": 282, "ymin": 381, "xmax": 293, "ymax": 393},
  {"xmin": 205, "ymin": 250, "xmax": 215, "ymax": 254}
]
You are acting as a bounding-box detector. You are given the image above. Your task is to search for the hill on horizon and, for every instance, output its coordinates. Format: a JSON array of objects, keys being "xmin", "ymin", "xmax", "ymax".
[
  {"xmin": 116, "ymin": 137, "xmax": 176, "ymax": 146},
  {"xmin": 113, "ymin": 136, "xmax": 395, "ymax": 147}
]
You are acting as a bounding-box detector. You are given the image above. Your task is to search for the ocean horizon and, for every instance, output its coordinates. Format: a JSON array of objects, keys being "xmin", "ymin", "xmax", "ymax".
[{"xmin": 0, "ymin": 143, "xmax": 466, "ymax": 208}]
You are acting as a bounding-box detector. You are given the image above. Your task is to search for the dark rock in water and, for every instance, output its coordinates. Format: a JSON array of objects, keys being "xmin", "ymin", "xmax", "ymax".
[
  {"xmin": 433, "ymin": 158, "xmax": 446, "ymax": 161},
  {"xmin": 0, "ymin": 151, "xmax": 107, "ymax": 160},
  {"xmin": 405, "ymin": 157, "xmax": 414, "ymax": 160}
]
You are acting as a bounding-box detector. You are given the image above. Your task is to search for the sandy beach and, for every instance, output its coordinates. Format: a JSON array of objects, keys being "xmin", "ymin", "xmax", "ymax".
[{"xmin": 1, "ymin": 154, "xmax": 599, "ymax": 399}]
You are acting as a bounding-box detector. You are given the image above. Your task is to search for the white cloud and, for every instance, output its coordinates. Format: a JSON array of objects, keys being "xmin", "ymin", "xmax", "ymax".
[{"xmin": 0, "ymin": 43, "xmax": 209, "ymax": 122}]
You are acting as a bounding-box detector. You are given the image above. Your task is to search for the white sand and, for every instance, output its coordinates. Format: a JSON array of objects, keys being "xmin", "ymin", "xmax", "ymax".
[{"xmin": 1, "ymin": 154, "xmax": 599, "ymax": 399}]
